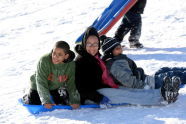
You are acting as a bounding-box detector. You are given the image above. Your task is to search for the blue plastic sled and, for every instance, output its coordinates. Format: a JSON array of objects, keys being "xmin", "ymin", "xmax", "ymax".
[
  {"xmin": 18, "ymin": 98, "xmax": 130, "ymax": 115},
  {"xmin": 19, "ymin": 84, "xmax": 185, "ymax": 114},
  {"xmin": 75, "ymin": 0, "xmax": 137, "ymax": 43}
]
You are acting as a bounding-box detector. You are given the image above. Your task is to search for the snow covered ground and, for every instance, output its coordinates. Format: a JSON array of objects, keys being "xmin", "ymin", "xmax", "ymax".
[{"xmin": 0, "ymin": 0, "xmax": 186, "ymax": 123}]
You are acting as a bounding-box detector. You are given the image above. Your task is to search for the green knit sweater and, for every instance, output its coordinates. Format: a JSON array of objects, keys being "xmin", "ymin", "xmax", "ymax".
[{"xmin": 30, "ymin": 53, "xmax": 80, "ymax": 105}]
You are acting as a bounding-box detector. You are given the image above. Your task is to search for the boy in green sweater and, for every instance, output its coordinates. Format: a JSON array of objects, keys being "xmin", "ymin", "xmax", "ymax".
[{"xmin": 23, "ymin": 41, "xmax": 80, "ymax": 109}]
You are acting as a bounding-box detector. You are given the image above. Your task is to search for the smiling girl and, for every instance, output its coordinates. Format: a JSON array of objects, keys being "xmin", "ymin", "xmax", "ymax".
[{"xmin": 75, "ymin": 27, "xmax": 118, "ymax": 105}]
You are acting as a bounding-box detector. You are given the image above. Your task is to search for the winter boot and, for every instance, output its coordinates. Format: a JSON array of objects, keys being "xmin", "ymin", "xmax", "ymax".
[
  {"xmin": 171, "ymin": 76, "xmax": 181, "ymax": 102},
  {"xmin": 129, "ymin": 41, "xmax": 143, "ymax": 48},
  {"xmin": 161, "ymin": 76, "xmax": 180, "ymax": 103}
]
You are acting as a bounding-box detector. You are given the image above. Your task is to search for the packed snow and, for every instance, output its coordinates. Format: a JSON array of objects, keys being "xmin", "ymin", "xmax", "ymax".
[{"xmin": 0, "ymin": 0, "xmax": 186, "ymax": 123}]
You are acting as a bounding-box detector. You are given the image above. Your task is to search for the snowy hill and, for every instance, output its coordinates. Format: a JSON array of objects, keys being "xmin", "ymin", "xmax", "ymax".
[{"xmin": 0, "ymin": 0, "xmax": 186, "ymax": 123}]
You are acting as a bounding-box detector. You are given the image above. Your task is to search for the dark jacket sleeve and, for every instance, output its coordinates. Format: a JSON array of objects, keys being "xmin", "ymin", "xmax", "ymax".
[{"xmin": 75, "ymin": 59, "xmax": 104, "ymax": 104}]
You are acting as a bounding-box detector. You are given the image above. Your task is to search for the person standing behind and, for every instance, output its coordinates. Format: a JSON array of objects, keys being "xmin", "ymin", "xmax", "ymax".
[
  {"xmin": 75, "ymin": 27, "xmax": 118, "ymax": 105},
  {"xmin": 23, "ymin": 41, "xmax": 80, "ymax": 109},
  {"xmin": 114, "ymin": 0, "xmax": 147, "ymax": 48}
]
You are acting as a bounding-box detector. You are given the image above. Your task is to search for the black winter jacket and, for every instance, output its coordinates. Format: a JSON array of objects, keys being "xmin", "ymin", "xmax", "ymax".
[{"xmin": 75, "ymin": 45, "xmax": 110, "ymax": 104}]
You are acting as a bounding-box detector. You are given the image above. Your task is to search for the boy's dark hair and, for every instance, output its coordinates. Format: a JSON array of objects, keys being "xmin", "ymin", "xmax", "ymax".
[
  {"xmin": 54, "ymin": 41, "xmax": 75, "ymax": 62},
  {"xmin": 55, "ymin": 41, "xmax": 70, "ymax": 54}
]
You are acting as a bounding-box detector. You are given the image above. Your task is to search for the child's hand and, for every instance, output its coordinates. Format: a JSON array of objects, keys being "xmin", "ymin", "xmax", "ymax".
[
  {"xmin": 70, "ymin": 104, "xmax": 79, "ymax": 109},
  {"xmin": 44, "ymin": 103, "xmax": 56, "ymax": 109}
]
